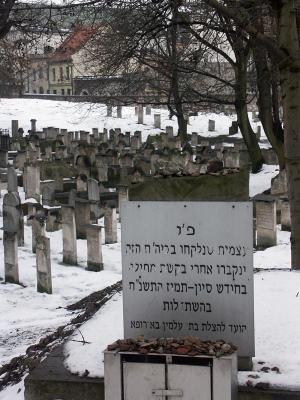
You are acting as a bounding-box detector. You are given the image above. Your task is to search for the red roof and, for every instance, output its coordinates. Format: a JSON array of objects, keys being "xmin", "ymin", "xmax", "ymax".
[{"xmin": 50, "ymin": 26, "xmax": 95, "ymax": 62}]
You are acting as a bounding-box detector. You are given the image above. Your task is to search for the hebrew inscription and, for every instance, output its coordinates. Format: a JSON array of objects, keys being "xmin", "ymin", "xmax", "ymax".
[{"xmin": 122, "ymin": 202, "xmax": 254, "ymax": 357}]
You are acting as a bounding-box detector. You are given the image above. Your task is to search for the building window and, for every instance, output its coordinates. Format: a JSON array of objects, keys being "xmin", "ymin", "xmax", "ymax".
[
  {"xmin": 66, "ymin": 66, "xmax": 70, "ymax": 80},
  {"xmin": 61, "ymin": 88, "xmax": 65, "ymax": 95},
  {"xmin": 53, "ymin": 89, "xmax": 57, "ymax": 94},
  {"xmin": 67, "ymin": 88, "xmax": 71, "ymax": 95},
  {"xmin": 39, "ymin": 87, "xmax": 44, "ymax": 94},
  {"xmin": 33, "ymin": 89, "xmax": 37, "ymax": 94},
  {"xmin": 60, "ymin": 67, "xmax": 63, "ymax": 81},
  {"xmin": 52, "ymin": 68, "xmax": 56, "ymax": 81}
]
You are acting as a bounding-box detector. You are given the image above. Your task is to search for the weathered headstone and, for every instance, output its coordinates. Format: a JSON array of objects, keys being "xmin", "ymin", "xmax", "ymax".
[
  {"xmin": 255, "ymin": 195, "xmax": 277, "ymax": 248},
  {"xmin": 62, "ymin": 206, "xmax": 77, "ymax": 265},
  {"xmin": 4, "ymin": 231, "xmax": 19, "ymax": 284},
  {"xmin": 30, "ymin": 119, "xmax": 37, "ymax": 132},
  {"xmin": 7, "ymin": 167, "xmax": 18, "ymax": 193},
  {"xmin": 281, "ymin": 198, "xmax": 291, "ymax": 232},
  {"xmin": 118, "ymin": 185, "xmax": 128, "ymax": 221},
  {"xmin": 11, "ymin": 120, "xmax": 18, "ymax": 138},
  {"xmin": 0, "ymin": 150, "xmax": 8, "ymax": 168},
  {"xmin": 191, "ymin": 132, "xmax": 198, "ymax": 146},
  {"xmin": 154, "ymin": 114, "xmax": 161, "ymax": 129},
  {"xmin": 86, "ymin": 225, "xmax": 103, "ymax": 271},
  {"xmin": 117, "ymin": 105, "xmax": 122, "ymax": 118},
  {"xmin": 75, "ymin": 199, "xmax": 91, "ymax": 239},
  {"xmin": 166, "ymin": 126, "xmax": 174, "ymax": 138},
  {"xmin": 208, "ymin": 119, "xmax": 215, "ymax": 132},
  {"xmin": 32, "ymin": 216, "xmax": 46, "ymax": 254},
  {"xmin": 104, "ymin": 207, "xmax": 117, "ymax": 244},
  {"xmin": 121, "ymin": 202, "xmax": 254, "ymax": 361},
  {"xmin": 145, "ymin": 106, "xmax": 151, "ymax": 115},
  {"xmin": 107, "ymin": 104, "xmax": 112, "ymax": 117},
  {"xmin": 36, "ymin": 236, "xmax": 52, "ymax": 294},
  {"xmin": 138, "ymin": 106, "xmax": 144, "ymax": 124}
]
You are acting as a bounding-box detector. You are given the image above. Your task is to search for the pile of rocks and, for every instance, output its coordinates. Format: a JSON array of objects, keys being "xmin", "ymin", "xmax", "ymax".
[{"xmin": 106, "ymin": 336, "xmax": 237, "ymax": 357}]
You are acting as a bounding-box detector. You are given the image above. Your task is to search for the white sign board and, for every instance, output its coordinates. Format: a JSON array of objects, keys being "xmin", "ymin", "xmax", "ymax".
[{"xmin": 121, "ymin": 202, "xmax": 254, "ymax": 357}]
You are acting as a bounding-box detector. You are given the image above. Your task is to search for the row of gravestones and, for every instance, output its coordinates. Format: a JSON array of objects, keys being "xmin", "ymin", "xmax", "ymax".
[{"xmin": 2, "ymin": 167, "xmax": 122, "ymax": 294}]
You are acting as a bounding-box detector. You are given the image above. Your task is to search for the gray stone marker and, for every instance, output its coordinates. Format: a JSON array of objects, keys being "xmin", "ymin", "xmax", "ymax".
[
  {"xmin": 208, "ymin": 119, "xmax": 215, "ymax": 132},
  {"xmin": 86, "ymin": 225, "xmax": 103, "ymax": 271},
  {"xmin": 31, "ymin": 119, "xmax": 37, "ymax": 132},
  {"xmin": 36, "ymin": 236, "xmax": 52, "ymax": 294},
  {"xmin": 281, "ymin": 198, "xmax": 291, "ymax": 231},
  {"xmin": 75, "ymin": 199, "xmax": 91, "ymax": 239},
  {"xmin": 138, "ymin": 106, "xmax": 144, "ymax": 124},
  {"xmin": 118, "ymin": 185, "xmax": 128, "ymax": 221},
  {"xmin": 255, "ymin": 195, "xmax": 277, "ymax": 248},
  {"xmin": 92, "ymin": 128, "xmax": 99, "ymax": 139},
  {"xmin": 191, "ymin": 132, "xmax": 198, "ymax": 146},
  {"xmin": 4, "ymin": 232, "xmax": 19, "ymax": 284},
  {"xmin": 166, "ymin": 126, "xmax": 174, "ymax": 138},
  {"xmin": 104, "ymin": 207, "xmax": 117, "ymax": 244},
  {"xmin": 12, "ymin": 120, "xmax": 18, "ymax": 138},
  {"xmin": 121, "ymin": 201, "xmax": 254, "ymax": 360},
  {"xmin": 117, "ymin": 105, "xmax": 122, "ymax": 118},
  {"xmin": 24, "ymin": 163, "xmax": 40, "ymax": 201},
  {"xmin": 154, "ymin": 114, "xmax": 161, "ymax": 129},
  {"xmin": 32, "ymin": 216, "xmax": 46, "ymax": 254},
  {"xmin": 107, "ymin": 104, "xmax": 112, "ymax": 117},
  {"xmin": 0, "ymin": 150, "xmax": 8, "ymax": 168},
  {"xmin": 145, "ymin": 105, "xmax": 151, "ymax": 115},
  {"xmin": 3, "ymin": 191, "xmax": 21, "ymax": 284},
  {"xmin": 62, "ymin": 206, "xmax": 77, "ymax": 265},
  {"xmin": 7, "ymin": 166, "xmax": 18, "ymax": 192}
]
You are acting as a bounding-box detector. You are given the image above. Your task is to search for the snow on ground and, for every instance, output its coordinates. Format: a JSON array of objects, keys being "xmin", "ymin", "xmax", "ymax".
[
  {"xmin": 0, "ymin": 98, "xmax": 265, "ymax": 143},
  {"xmin": 64, "ymin": 266, "xmax": 300, "ymax": 391},
  {"xmin": 0, "ymin": 187, "xmax": 122, "ymax": 368},
  {"xmin": 249, "ymin": 165, "xmax": 279, "ymax": 197}
]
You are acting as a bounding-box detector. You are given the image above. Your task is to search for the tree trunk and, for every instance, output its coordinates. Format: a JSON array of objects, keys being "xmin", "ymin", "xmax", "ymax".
[
  {"xmin": 235, "ymin": 54, "xmax": 264, "ymax": 173},
  {"xmin": 277, "ymin": 0, "xmax": 300, "ymax": 269},
  {"xmin": 253, "ymin": 45, "xmax": 285, "ymax": 169}
]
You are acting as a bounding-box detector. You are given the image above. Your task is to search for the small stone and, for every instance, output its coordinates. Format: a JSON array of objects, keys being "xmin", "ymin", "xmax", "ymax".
[
  {"xmin": 139, "ymin": 348, "xmax": 148, "ymax": 354},
  {"xmin": 221, "ymin": 343, "xmax": 232, "ymax": 353},
  {"xmin": 176, "ymin": 346, "xmax": 190, "ymax": 355},
  {"xmin": 260, "ymin": 366, "xmax": 270, "ymax": 373},
  {"xmin": 255, "ymin": 382, "xmax": 270, "ymax": 390},
  {"xmin": 271, "ymin": 366, "xmax": 280, "ymax": 373},
  {"xmin": 107, "ymin": 342, "xmax": 119, "ymax": 351},
  {"xmin": 248, "ymin": 374, "xmax": 260, "ymax": 379},
  {"xmin": 246, "ymin": 380, "xmax": 253, "ymax": 387},
  {"xmin": 119, "ymin": 343, "xmax": 131, "ymax": 351}
]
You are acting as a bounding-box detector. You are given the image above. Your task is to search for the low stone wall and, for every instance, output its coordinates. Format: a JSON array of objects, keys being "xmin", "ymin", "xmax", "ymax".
[{"xmin": 129, "ymin": 169, "xmax": 249, "ymax": 201}]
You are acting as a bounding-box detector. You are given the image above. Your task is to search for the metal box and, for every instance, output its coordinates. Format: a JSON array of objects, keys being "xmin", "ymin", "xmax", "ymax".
[{"xmin": 104, "ymin": 351, "xmax": 237, "ymax": 400}]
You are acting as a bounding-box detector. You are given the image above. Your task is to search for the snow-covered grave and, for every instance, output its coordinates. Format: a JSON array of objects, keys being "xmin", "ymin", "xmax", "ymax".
[{"xmin": 0, "ymin": 98, "xmax": 296, "ymax": 399}]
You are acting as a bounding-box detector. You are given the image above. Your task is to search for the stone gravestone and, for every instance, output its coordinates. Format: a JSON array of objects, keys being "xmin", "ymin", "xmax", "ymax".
[
  {"xmin": 36, "ymin": 236, "xmax": 52, "ymax": 294},
  {"xmin": 86, "ymin": 225, "xmax": 103, "ymax": 271},
  {"xmin": 3, "ymin": 192, "xmax": 21, "ymax": 284},
  {"xmin": 138, "ymin": 106, "xmax": 144, "ymax": 124},
  {"xmin": 11, "ymin": 120, "xmax": 18, "ymax": 138},
  {"xmin": 104, "ymin": 207, "xmax": 117, "ymax": 244},
  {"xmin": 62, "ymin": 206, "xmax": 77, "ymax": 265},
  {"xmin": 208, "ymin": 119, "xmax": 215, "ymax": 132},
  {"xmin": 154, "ymin": 114, "xmax": 161, "ymax": 129},
  {"xmin": 255, "ymin": 194, "xmax": 277, "ymax": 248},
  {"xmin": 121, "ymin": 202, "xmax": 254, "ymax": 365},
  {"xmin": 281, "ymin": 198, "xmax": 291, "ymax": 232},
  {"xmin": 117, "ymin": 105, "xmax": 122, "ymax": 118}
]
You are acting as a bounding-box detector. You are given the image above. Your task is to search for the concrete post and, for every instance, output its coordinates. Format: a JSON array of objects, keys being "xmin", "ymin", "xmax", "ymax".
[
  {"xmin": 138, "ymin": 106, "xmax": 144, "ymax": 124},
  {"xmin": 104, "ymin": 207, "xmax": 117, "ymax": 244},
  {"xmin": 11, "ymin": 120, "xmax": 18, "ymax": 138},
  {"xmin": 154, "ymin": 114, "xmax": 161, "ymax": 129},
  {"xmin": 75, "ymin": 200, "xmax": 91, "ymax": 239},
  {"xmin": 118, "ymin": 185, "xmax": 128, "ymax": 221},
  {"xmin": 36, "ymin": 236, "xmax": 52, "ymax": 294},
  {"xmin": 166, "ymin": 126, "xmax": 174, "ymax": 138},
  {"xmin": 4, "ymin": 232, "xmax": 19, "ymax": 284},
  {"xmin": 281, "ymin": 198, "xmax": 291, "ymax": 231},
  {"xmin": 86, "ymin": 225, "xmax": 103, "ymax": 271},
  {"xmin": 30, "ymin": 119, "xmax": 37, "ymax": 132},
  {"xmin": 117, "ymin": 105, "xmax": 122, "ymax": 118},
  {"xmin": 208, "ymin": 119, "xmax": 215, "ymax": 132},
  {"xmin": 107, "ymin": 104, "xmax": 112, "ymax": 117},
  {"xmin": 62, "ymin": 206, "xmax": 77, "ymax": 265},
  {"xmin": 32, "ymin": 217, "xmax": 46, "ymax": 254}
]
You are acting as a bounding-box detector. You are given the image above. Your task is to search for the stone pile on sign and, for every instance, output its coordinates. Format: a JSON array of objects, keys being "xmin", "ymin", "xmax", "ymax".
[{"xmin": 106, "ymin": 337, "xmax": 237, "ymax": 357}]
